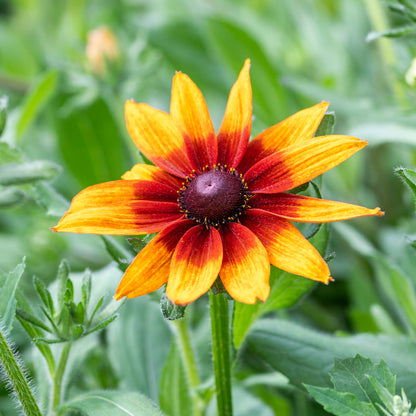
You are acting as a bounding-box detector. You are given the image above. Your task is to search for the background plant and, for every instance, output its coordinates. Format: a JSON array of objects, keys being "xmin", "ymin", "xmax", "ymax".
[{"xmin": 1, "ymin": 0, "xmax": 416, "ymax": 415}]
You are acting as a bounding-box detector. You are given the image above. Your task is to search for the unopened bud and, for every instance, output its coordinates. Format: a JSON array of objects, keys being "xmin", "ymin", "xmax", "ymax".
[{"xmin": 86, "ymin": 26, "xmax": 119, "ymax": 76}]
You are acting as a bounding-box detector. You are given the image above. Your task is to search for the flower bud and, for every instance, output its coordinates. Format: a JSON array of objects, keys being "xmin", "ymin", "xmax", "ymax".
[{"xmin": 86, "ymin": 26, "xmax": 119, "ymax": 76}]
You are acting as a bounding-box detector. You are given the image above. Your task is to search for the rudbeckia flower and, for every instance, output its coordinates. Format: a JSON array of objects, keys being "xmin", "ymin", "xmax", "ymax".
[{"xmin": 53, "ymin": 59, "xmax": 383, "ymax": 305}]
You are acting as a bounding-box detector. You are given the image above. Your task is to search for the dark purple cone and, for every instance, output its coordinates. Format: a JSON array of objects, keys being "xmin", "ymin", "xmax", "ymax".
[{"xmin": 181, "ymin": 171, "xmax": 246, "ymax": 224}]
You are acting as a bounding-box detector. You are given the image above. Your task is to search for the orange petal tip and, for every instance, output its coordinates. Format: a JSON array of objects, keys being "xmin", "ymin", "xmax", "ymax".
[
  {"xmin": 324, "ymin": 276, "xmax": 335, "ymax": 285},
  {"xmin": 374, "ymin": 207, "xmax": 385, "ymax": 216}
]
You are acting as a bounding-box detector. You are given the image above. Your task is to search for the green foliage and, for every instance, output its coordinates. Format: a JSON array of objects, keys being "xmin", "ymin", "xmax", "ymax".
[
  {"xmin": 305, "ymin": 355, "xmax": 416, "ymax": 416},
  {"xmin": 2, "ymin": 0, "xmax": 416, "ymax": 414},
  {"xmin": 0, "ymin": 259, "xmax": 25, "ymax": 332},
  {"xmin": 57, "ymin": 390, "xmax": 166, "ymax": 416},
  {"xmin": 55, "ymin": 98, "xmax": 130, "ymax": 189},
  {"xmin": 17, "ymin": 260, "xmax": 121, "ymax": 344},
  {"xmin": 159, "ymin": 342, "xmax": 194, "ymax": 416},
  {"xmin": 107, "ymin": 297, "xmax": 172, "ymax": 402},
  {"xmin": 0, "ymin": 96, "xmax": 7, "ymax": 137}
]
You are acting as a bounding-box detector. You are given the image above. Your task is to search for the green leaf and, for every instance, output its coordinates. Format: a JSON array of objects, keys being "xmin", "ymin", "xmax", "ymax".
[
  {"xmin": 55, "ymin": 98, "xmax": 129, "ymax": 188},
  {"xmin": 57, "ymin": 260, "xmax": 70, "ymax": 311},
  {"xmin": 0, "ymin": 160, "xmax": 61, "ymax": 186},
  {"xmin": 395, "ymin": 167, "xmax": 416, "ymax": 200},
  {"xmin": 101, "ymin": 236, "xmax": 132, "ymax": 272},
  {"xmin": 329, "ymin": 356, "xmax": 396, "ymax": 405},
  {"xmin": 305, "ymin": 386, "xmax": 379, "ymax": 416},
  {"xmin": 127, "ymin": 237, "xmax": 147, "ymax": 254},
  {"xmin": 0, "ymin": 258, "xmax": 25, "ymax": 332},
  {"xmin": 390, "ymin": 269, "xmax": 416, "ymax": 333},
  {"xmin": 16, "ymin": 70, "xmax": 59, "ymax": 140},
  {"xmin": 107, "ymin": 297, "xmax": 172, "ymax": 402},
  {"xmin": 206, "ymin": 16, "xmax": 289, "ymax": 125},
  {"xmin": 315, "ymin": 112, "xmax": 336, "ymax": 136},
  {"xmin": 0, "ymin": 142, "xmax": 22, "ymax": 164},
  {"xmin": 366, "ymin": 24, "xmax": 416, "ymax": 42},
  {"xmin": 233, "ymin": 225, "xmax": 328, "ymax": 348},
  {"xmin": 58, "ymin": 390, "xmax": 166, "ymax": 416},
  {"xmin": 0, "ymin": 185, "xmax": 26, "ymax": 207},
  {"xmin": 0, "ymin": 95, "xmax": 7, "ymax": 136},
  {"xmin": 244, "ymin": 318, "xmax": 416, "ymax": 400},
  {"xmin": 366, "ymin": 375, "xmax": 395, "ymax": 413},
  {"xmin": 82, "ymin": 271, "xmax": 92, "ymax": 308},
  {"xmin": 30, "ymin": 181, "xmax": 69, "ymax": 217},
  {"xmin": 159, "ymin": 342, "xmax": 193, "ymax": 416},
  {"xmin": 33, "ymin": 276, "xmax": 55, "ymax": 315},
  {"xmin": 15, "ymin": 308, "xmax": 52, "ymax": 333}
]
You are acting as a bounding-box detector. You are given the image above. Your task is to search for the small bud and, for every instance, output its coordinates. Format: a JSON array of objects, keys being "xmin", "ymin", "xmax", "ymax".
[
  {"xmin": 86, "ymin": 26, "xmax": 119, "ymax": 76},
  {"xmin": 160, "ymin": 292, "xmax": 185, "ymax": 320}
]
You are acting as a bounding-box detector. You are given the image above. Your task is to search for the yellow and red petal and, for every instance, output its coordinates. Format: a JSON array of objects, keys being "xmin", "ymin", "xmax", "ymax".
[
  {"xmin": 244, "ymin": 135, "xmax": 367, "ymax": 194},
  {"xmin": 125, "ymin": 101, "xmax": 196, "ymax": 178},
  {"xmin": 250, "ymin": 193, "xmax": 384, "ymax": 223},
  {"xmin": 217, "ymin": 59, "xmax": 252, "ymax": 168},
  {"xmin": 170, "ymin": 72, "xmax": 217, "ymax": 171},
  {"xmin": 242, "ymin": 209, "xmax": 331, "ymax": 283},
  {"xmin": 122, "ymin": 164, "xmax": 182, "ymax": 190},
  {"xmin": 115, "ymin": 219, "xmax": 195, "ymax": 300},
  {"xmin": 166, "ymin": 225, "xmax": 222, "ymax": 305},
  {"xmin": 53, "ymin": 200, "xmax": 182, "ymax": 235},
  {"xmin": 65, "ymin": 180, "xmax": 178, "ymax": 214},
  {"xmin": 238, "ymin": 101, "xmax": 329, "ymax": 173},
  {"xmin": 219, "ymin": 222, "xmax": 270, "ymax": 304}
]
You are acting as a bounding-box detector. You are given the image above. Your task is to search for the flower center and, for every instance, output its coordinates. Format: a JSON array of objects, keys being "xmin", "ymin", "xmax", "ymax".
[{"xmin": 178, "ymin": 166, "xmax": 250, "ymax": 227}]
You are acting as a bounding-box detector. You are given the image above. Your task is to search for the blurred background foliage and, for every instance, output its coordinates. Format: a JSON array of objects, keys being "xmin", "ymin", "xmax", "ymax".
[{"xmin": 1, "ymin": 0, "xmax": 416, "ymax": 415}]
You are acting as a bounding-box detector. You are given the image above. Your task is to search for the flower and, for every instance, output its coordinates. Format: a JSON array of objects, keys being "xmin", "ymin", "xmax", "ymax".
[{"xmin": 53, "ymin": 59, "xmax": 383, "ymax": 305}]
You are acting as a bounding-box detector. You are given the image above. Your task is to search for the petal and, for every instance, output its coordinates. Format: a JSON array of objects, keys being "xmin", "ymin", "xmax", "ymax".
[
  {"xmin": 217, "ymin": 59, "xmax": 252, "ymax": 168},
  {"xmin": 53, "ymin": 200, "xmax": 182, "ymax": 235},
  {"xmin": 115, "ymin": 219, "xmax": 195, "ymax": 299},
  {"xmin": 65, "ymin": 180, "xmax": 178, "ymax": 213},
  {"xmin": 219, "ymin": 222, "xmax": 270, "ymax": 304},
  {"xmin": 170, "ymin": 72, "xmax": 217, "ymax": 170},
  {"xmin": 166, "ymin": 225, "xmax": 222, "ymax": 305},
  {"xmin": 52, "ymin": 180, "xmax": 182, "ymax": 235},
  {"xmin": 250, "ymin": 193, "xmax": 384, "ymax": 223},
  {"xmin": 242, "ymin": 209, "xmax": 331, "ymax": 283},
  {"xmin": 244, "ymin": 135, "xmax": 367, "ymax": 194},
  {"xmin": 125, "ymin": 100, "xmax": 195, "ymax": 178},
  {"xmin": 122, "ymin": 164, "xmax": 183, "ymax": 190},
  {"xmin": 238, "ymin": 102, "xmax": 329, "ymax": 173}
]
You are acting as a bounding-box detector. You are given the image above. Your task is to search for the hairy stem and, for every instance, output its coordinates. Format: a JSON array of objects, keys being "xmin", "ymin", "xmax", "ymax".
[{"xmin": 0, "ymin": 326, "xmax": 43, "ymax": 416}]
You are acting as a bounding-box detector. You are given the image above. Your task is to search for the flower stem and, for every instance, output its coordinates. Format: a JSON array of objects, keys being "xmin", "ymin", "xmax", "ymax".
[
  {"xmin": 171, "ymin": 318, "xmax": 203, "ymax": 416},
  {"xmin": 0, "ymin": 326, "xmax": 43, "ymax": 416},
  {"xmin": 209, "ymin": 290, "xmax": 233, "ymax": 416},
  {"xmin": 51, "ymin": 343, "xmax": 71, "ymax": 410},
  {"xmin": 173, "ymin": 318, "xmax": 201, "ymax": 389}
]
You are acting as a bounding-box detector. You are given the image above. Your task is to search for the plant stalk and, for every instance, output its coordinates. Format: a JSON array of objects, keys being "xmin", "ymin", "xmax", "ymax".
[
  {"xmin": 172, "ymin": 318, "xmax": 203, "ymax": 416},
  {"xmin": 0, "ymin": 326, "xmax": 43, "ymax": 416},
  {"xmin": 51, "ymin": 342, "xmax": 71, "ymax": 410},
  {"xmin": 209, "ymin": 290, "xmax": 233, "ymax": 416}
]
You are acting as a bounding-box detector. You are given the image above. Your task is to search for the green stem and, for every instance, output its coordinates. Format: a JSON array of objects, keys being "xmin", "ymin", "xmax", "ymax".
[
  {"xmin": 172, "ymin": 318, "xmax": 202, "ymax": 416},
  {"xmin": 209, "ymin": 291, "xmax": 233, "ymax": 416},
  {"xmin": 51, "ymin": 343, "xmax": 71, "ymax": 410},
  {"xmin": 0, "ymin": 326, "xmax": 43, "ymax": 416},
  {"xmin": 364, "ymin": 0, "xmax": 408, "ymax": 107}
]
